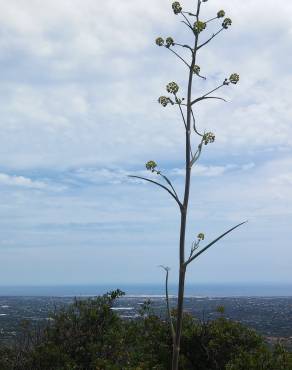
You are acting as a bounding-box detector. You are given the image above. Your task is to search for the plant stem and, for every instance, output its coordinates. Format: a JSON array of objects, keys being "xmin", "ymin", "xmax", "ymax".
[{"xmin": 171, "ymin": 3, "xmax": 200, "ymax": 368}]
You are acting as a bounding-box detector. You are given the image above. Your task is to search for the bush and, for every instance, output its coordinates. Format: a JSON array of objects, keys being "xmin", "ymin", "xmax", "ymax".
[
  {"xmin": 0, "ymin": 291, "xmax": 291, "ymax": 370},
  {"xmin": 226, "ymin": 344, "xmax": 292, "ymax": 370}
]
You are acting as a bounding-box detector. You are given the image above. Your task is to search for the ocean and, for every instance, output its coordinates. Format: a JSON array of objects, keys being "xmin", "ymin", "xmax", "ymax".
[{"xmin": 0, "ymin": 283, "xmax": 291, "ymax": 297}]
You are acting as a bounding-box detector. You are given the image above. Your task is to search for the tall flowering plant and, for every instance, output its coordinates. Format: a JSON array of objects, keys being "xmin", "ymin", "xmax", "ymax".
[{"xmin": 130, "ymin": 1, "xmax": 245, "ymax": 368}]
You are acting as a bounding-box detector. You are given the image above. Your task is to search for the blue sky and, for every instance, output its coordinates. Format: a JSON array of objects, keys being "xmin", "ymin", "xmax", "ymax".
[{"xmin": 0, "ymin": 0, "xmax": 291, "ymax": 285}]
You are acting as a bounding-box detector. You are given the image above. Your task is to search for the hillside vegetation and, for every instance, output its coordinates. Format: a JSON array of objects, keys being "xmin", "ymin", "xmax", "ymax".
[{"xmin": 0, "ymin": 290, "xmax": 291, "ymax": 370}]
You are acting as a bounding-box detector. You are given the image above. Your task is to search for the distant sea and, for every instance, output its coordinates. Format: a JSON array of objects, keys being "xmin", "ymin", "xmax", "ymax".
[{"xmin": 0, "ymin": 283, "xmax": 291, "ymax": 297}]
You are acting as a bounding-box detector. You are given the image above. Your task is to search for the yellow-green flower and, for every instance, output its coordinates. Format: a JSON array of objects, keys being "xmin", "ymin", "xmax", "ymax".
[
  {"xmin": 172, "ymin": 1, "xmax": 182, "ymax": 15},
  {"xmin": 203, "ymin": 132, "xmax": 215, "ymax": 145},
  {"xmin": 146, "ymin": 160, "xmax": 157, "ymax": 172},
  {"xmin": 165, "ymin": 37, "xmax": 174, "ymax": 47},
  {"xmin": 217, "ymin": 10, "xmax": 225, "ymax": 18},
  {"xmin": 193, "ymin": 21, "xmax": 207, "ymax": 34},
  {"xmin": 229, "ymin": 73, "xmax": 240, "ymax": 84},
  {"xmin": 192, "ymin": 65, "xmax": 201, "ymax": 75},
  {"xmin": 158, "ymin": 96, "xmax": 169, "ymax": 107},
  {"xmin": 155, "ymin": 37, "xmax": 164, "ymax": 46},
  {"xmin": 222, "ymin": 18, "xmax": 232, "ymax": 29},
  {"xmin": 197, "ymin": 233, "xmax": 205, "ymax": 241},
  {"xmin": 166, "ymin": 82, "xmax": 179, "ymax": 94}
]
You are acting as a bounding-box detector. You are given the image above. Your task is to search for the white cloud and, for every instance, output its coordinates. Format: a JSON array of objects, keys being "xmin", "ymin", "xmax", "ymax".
[
  {"xmin": 0, "ymin": 173, "xmax": 46, "ymax": 189},
  {"xmin": 0, "ymin": 0, "xmax": 291, "ymax": 171}
]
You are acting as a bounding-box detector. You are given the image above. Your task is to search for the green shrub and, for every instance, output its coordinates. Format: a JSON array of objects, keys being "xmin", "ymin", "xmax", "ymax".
[{"xmin": 0, "ymin": 291, "xmax": 291, "ymax": 370}]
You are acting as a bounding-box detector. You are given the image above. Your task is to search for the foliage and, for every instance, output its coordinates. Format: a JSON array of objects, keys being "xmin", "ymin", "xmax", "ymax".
[
  {"xmin": 226, "ymin": 344, "xmax": 292, "ymax": 370},
  {"xmin": 0, "ymin": 292, "xmax": 291, "ymax": 370}
]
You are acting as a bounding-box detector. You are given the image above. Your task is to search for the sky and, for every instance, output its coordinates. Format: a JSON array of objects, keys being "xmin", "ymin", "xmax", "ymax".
[{"xmin": 0, "ymin": 0, "xmax": 291, "ymax": 286}]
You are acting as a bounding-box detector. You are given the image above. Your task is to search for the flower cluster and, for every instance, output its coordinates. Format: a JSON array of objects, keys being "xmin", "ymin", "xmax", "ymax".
[
  {"xmin": 223, "ymin": 73, "xmax": 240, "ymax": 86},
  {"xmin": 145, "ymin": 160, "xmax": 158, "ymax": 172},
  {"xmin": 217, "ymin": 10, "xmax": 225, "ymax": 18},
  {"xmin": 229, "ymin": 73, "xmax": 240, "ymax": 84},
  {"xmin": 158, "ymin": 96, "xmax": 170, "ymax": 107},
  {"xmin": 203, "ymin": 132, "xmax": 215, "ymax": 145},
  {"xmin": 166, "ymin": 81, "xmax": 179, "ymax": 94},
  {"xmin": 155, "ymin": 37, "xmax": 164, "ymax": 46},
  {"xmin": 222, "ymin": 18, "xmax": 232, "ymax": 29},
  {"xmin": 197, "ymin": 233, "xmax": 205, "ymax": 241},
  {"xmin": 193, "ymin": 20, "xmax": 207, "ymax": 34},
  {"xmin": 165, "ymin": 37, "xmax": 174, "ymax": 47},
  {"xmin": 192, "ymin": 65, "xmax": 201, "ymax": 75},
  {"xmin": 172, "ymin": 1, "xmax": 182, "ymax": 14}
]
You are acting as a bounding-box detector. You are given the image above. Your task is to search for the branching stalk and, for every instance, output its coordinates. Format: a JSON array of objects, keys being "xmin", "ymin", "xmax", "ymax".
[
  {"xmin": 160, "ymin": 266, "xmax": 175, "ymax": 341},
  {"xmin": 132, "ymin": 1, "xmax": 242, "ymax": 369},
  {"xmin": 197, "ymin": 28, "xmax": 224, "ymax": 50},
  {"xmin": 128, "ymin": 175, "xmax": 182, "ymax": 209},
  {"xmin": 185, "ymin": 221, "xmax": 247, "ymax": 267},
  {"xmin": 167, "ymin": 47, "xmax": 191, "ymax": 69}
]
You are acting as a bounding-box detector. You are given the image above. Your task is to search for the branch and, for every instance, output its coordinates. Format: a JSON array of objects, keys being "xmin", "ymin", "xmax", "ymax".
[
  {"xmin": 181, "ymin": 20, "xmax": 194, "ymax": 33},
  {"xmin": 190, "ymin": 138, "xmax": 204, "ymax": 167},
  {"xmin": 195, "ymin": 72, "xmax": 207, "ymax": 80},
  {"xmin": 160, "ymin": 265, "xmax": 175, "ymax": 341},
  {"xmin": 175, "ymin": 94, "xmax": 187, "ymax": 130},
  {"xmin": 167, "ymin": 47, "xmax": 190, "ymax": 69},
  {"xmin": 174, "ymin": 43, "xmax": 194, "ymax": 55},
  {"xmin": 185, "ymin": 221, "xmax": 248, "ymax": 266},
  {"xmin": 181, "ymin": 12, "xmax": 193, "ymax": 30},
  {"xmin": 182, "ymin": 11, "xmax": 196, "ymax": 17},
  {"xmin": 128, "ymin": 175, "xmax": 182, "ymax": 208},
  {"xmin": 206, "ymin": 16, "xmax": 218, "ymax": 24},
  {"xmin": 188, "ymin": 240, "xmax": 200, "ymax": 260},
  {"xmin": 196, "ymin": 0, "xmax": 202, "ymax": 20},
  {"xmin": 192, "ymin": 96, "xmax": 227, "ymax": 106},
  {"xmin": 197, "ymin": 28, "xmax": 224, "ymax": 50},
  {"xmin": 191, "ymin": 108, "xmax": 203, "ymax": 137},
  {"xmin": 159, "ymin": 173, "xmax": 180, "ymax": 201},
  {"xmin": 191, "ymin": 84, "xmax": 226, "ymax": 106}
]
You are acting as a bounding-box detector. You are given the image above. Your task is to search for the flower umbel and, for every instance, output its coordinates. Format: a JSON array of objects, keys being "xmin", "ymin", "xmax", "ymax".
[
  {"xmin": 146, "ymin": 161, "xmax": 158, "ymax": 172},
  {"xmin": 155, "ymin": 37, "xmax": 164, "ymax": 46},
  {"xmin": 229, "ymin": 73, "xmax": 240, "ymax": 84},
  {"xmin": 217, "ymin": 10, "xmax": 225, "ymax": 18},
  {"xmin": 158, "ymin": 96, "xmax": 170, "ymax": 107},
  {"xmin": 192, "ymin": 65, "xmax": 201, "ymax": 75},
  {"xmin": 203, "ymin": 132, "xmax": 215, "ymax": 145},
  {"xmin": 166, "ymin": 82, "xmax": 179, "ymax": 94},
  {"xmin": 172, "ymin": 1, "xmax": 182, "ymax": 15},
  {"xmin": 193, "ymin": 21, "xmax": 207, "ymax": 34},
  {"xmin": 197, "ymin": 233, "xmax": 205, "ymax": 241},
  {"xmin": 165, "ymin": 37, "xmax": 175, "ymax": 48},
  {"xmin": 222, "ymin": 18, "xmax": 232, "ymax": 29}
]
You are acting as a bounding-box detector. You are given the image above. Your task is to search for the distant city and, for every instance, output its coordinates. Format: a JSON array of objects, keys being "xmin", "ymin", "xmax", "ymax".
[{"xmin": 0, "ymin": 284, "xmax": 291, "ymax": 350}]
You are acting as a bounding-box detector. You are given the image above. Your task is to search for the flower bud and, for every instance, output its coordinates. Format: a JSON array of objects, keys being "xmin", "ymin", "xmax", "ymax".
[
  {"xmin": 193, "ymin": 20, "xmax": 207, "ymax": 34},
  {"xmin": 192, "ymin": 65, "xmax": 201, "ymax": 75},
  {"xmin": 229, "ymin": 73, "xmax": 240, "ymax": 84},
  {"xmin": 222, "ymin": 18, "xmax": 232, "ymax": 29},
  {"xmin": 166, "ymin": 81, "xmax": 179, "ymax": 94},
  {"xmin": 165, "ymin": 37, "xmax": 174, "ymax": 48},
  {"xmin": 155, "ymin": 37, "xmax": 164, "ymax": 46},
  {"xmin": 146, "ymin": 160, "xmax": 157, "ymax": 172},
  {"xmin": 158, "ymin": 96, "xmax": 169, "ymax": 107},
  {"xmin": 172, "ymin": 2, "xmax": 182, "ymax": 15},
  {"xmin": 203, "ymin": 132, "xmax": 215, "ymax": 145},
  {"xmin": 217, "ymin": 10, "xmax": 225, "ymax": 18},
  {"xmin": 197, "ymin": 233, "xmax": 205, "ymax": 240}
]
